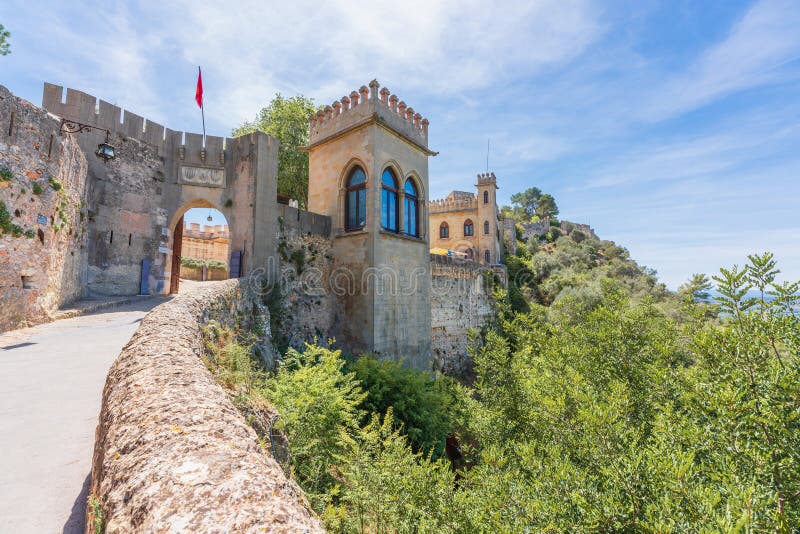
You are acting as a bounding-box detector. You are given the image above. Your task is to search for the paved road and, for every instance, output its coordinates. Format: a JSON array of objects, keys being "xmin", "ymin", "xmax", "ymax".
[{"xmin": 0, "ymin": 299, "xmax": 164, "ymax": 534}]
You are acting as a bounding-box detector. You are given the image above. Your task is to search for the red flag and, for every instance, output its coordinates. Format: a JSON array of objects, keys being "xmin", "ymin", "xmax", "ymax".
[{"xmin": 195, "ymin": 67, "xmax": 203, "ymax": 108}]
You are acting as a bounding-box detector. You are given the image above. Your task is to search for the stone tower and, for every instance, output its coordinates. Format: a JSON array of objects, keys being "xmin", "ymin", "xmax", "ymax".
[
  {"xmin": 305, "ymin": 79, "xmax": 435, "ymax": 368},
  {"xmin": 476, "ymin": 172, "xmax": 500, "ymax": 264}
]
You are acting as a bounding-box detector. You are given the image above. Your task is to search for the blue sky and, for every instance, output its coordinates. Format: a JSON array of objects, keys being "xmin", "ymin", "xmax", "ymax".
[{"xmin": 2, "ymin": 0, "xmax": 798, "ymax": 288}]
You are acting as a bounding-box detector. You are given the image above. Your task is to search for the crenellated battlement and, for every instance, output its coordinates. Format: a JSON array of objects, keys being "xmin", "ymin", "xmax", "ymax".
[
  {"xmin": 308, "ymin": 79, "xmax": 429, "ymax": 149},
  {"xmin": 476, "ymin": 172, "xmax": 497, "ymax": 186},
  {"xmin": 41, "ymin": 83, "xmax": 257, "ymax": 168},
  {"xmin": 428, "ymin": 197, "xmax": 478, "ymax": 214}
]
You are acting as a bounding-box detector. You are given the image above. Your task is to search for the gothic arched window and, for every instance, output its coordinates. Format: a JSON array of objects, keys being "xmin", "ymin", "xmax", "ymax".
[
  {"xmin": 439, "ymin": 222, "xmax": 449, "ymax": 239},
  {"xmin": 345, "ymin": 166, "xmax": 367, "ymax": 231},
  {"xmin": 404, "ymin": 178, "xmax": 419, "ymax": 237},
  {"xmin": 483, "ymin": 190, "xmax": 489, "ymax": 204},
  {"xmin": 483, "ymin": 220, "xmax": 490, "ymax": 234},
  {"xmin": 381, "ymin": 168, "xmax": 399, "ymax": 232},
  {"xmin": 464, "ymin": 219, "xmax": 474, "ymax": 237},
  {"xmin": 484, "ymin": 249, "xmax": 491, "ymax": 263}
]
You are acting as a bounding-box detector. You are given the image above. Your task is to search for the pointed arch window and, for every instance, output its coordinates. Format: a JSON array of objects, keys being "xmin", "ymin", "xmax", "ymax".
[
  {"xmin": 483, "ymin": 220, "xmax": 490, "ymax": 234},
  {"xmin": 439, "ymin": 222, "xmax": 449, "ymax": 239},
  {"xmin": 345, "ymin": 166, "xmax": 367, "ymax": 231},
  {"xmin": 484, "ymin": 250, "xmax": 491, "ymax": 264},
  {"xmin": 483, "ymin": 190, "xmax": 489, "ymax": 204},
  {"xmin": 404, "ymin": 178, "xmax": 419, "ymax": 237},
  {"xmin": 464, "ymin": 219, "xmax": 474, "ymax": 237},
  {"xmin": 381, "ymin": 168, "xmax": 399, "ymax": 232}
]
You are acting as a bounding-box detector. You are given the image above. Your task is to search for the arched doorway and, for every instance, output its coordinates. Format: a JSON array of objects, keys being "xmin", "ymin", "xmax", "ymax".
[{"xmin": 167, "ymin": 200, "xmax": 231, "ymax": 294}]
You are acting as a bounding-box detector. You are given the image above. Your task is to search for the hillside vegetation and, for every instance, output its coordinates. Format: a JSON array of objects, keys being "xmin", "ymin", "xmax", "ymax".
[{"xmin": 205, "ymin": 189, "xmax": 799, "ymax": 532}]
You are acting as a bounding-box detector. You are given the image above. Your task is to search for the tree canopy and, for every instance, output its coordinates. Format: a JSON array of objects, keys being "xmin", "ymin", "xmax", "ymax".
[
  {"xmin": 0, "ymin": 24, "xmax": 11, "ymax": 56},
  {"xmin": 233, "ymin": 94, "xmax": 317, "ymax": 207},
  {"xmin": 504, "ymin": 186, "xmax": 559, "ymax": 222}
]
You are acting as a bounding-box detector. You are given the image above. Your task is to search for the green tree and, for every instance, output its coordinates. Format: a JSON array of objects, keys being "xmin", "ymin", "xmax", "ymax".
[
  {"xmin": 535, "ymin": 192, "xmax": 559, "ymax": 221},
  {"xmin": 262, "ymin": 345, "xmax": 366, "ymax": 509},
  {"xmin": 0, "ymin": 24, "xmax": 10, "ymax": 56},
  {"xmin": 509, "ymin": 187, "xmax": 542, "ymax": 221},
  {"xmin": 346, "ymin": 355, "xmax": 468, "ymax": 458},
  {"xmin": 678, "ymin": 272, "xmax": 712, "ymax": 301},
  {"xmin": 233, "ymin": 94, "xmax": 317, "ymax": 207}
]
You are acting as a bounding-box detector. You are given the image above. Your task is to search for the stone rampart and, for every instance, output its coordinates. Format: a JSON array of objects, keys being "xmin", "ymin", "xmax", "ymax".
[
  {"xmin": 41, "ymin": 83, "xmax": 279, "ymax": 296},
  {"xmin": 278, "ymin": 203, "xmax": 331, "ymax": 239},
  {"xmin": 87, "ymin": 279, "xmax": 322, "ymax": 533},
  {"xmin": 429, "ymin": 254, "xmax": 502, "ymax": 375},
  {"xmin": 0, "ymin": 85, "xmax": 89, "ymax": 332}
]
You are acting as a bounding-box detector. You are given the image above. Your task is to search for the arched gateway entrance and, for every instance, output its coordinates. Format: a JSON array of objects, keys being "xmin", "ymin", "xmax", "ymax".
[
  {"xmin": 40, "ymin": 83, "xmax": 280, "ymax": 297},
  {"xmin": 167, "ymin": 202, "xmax": 232, "ymax": 294}
]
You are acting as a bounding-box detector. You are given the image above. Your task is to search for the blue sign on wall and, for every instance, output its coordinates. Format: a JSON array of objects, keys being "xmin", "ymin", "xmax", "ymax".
[{"xmin": 37, "ymin": 214, "xmax": 47, "ymax": 225}]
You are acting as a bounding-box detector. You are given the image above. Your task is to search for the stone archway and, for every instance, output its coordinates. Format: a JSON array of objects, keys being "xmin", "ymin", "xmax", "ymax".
[{"xmin": 166, "ymin": 199, "xmax": 231, "ymax": 295}]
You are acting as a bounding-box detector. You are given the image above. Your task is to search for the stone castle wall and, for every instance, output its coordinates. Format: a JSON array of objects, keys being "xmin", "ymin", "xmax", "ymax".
[
  {"xmin": 0, "ymin": 85, "xmax": 88, "ymax": 332},
  {"xmin": 87, "ymin": 279, "xmax": 322, "ymax": 533},
  {"xmin": 430, "ymin": 255, "xmax": 499, "ymax": 375},
  {"xmin": 41, "ymin": 83, "xmax": 279, "ymax": 296}
]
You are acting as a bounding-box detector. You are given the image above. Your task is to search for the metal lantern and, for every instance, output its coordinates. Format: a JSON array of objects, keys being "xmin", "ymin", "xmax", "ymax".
[
  {"xmin": 59, "ymin": 119, "xmax": 116, "ymax": 162},
  {"xmin": 95, "ymin": 141, "xmax": 116, "ymax": 161}
]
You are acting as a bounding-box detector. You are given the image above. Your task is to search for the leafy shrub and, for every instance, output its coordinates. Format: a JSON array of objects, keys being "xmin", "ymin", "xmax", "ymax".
[
  {"xmin": 262, "ymin": 345, "xmax": 366, "ymax": 509},
  {"xmin": 346, "ymin": 355, "xmax": 468, "ymax": 458},
  {"xmin": 180, "ymin": 256, "xmax": 228, "ymax": 271},
  {"xmin": 571, "ymin": 229, "xmax": 586, "ymax": 243},
  {"xmin": 0, "ymin": 201, "xmax": 23, "ymax": 237},
  {"xmin": 32, "ymin": 182, "xmax": 43, "ymax": 196},
  {"xmin": 48, "ymin": 177, "xmax": 62, "ymax": 191},
  {"xmin": 0, "ymin": 168, "xmax": 12, "ymax": 181}
]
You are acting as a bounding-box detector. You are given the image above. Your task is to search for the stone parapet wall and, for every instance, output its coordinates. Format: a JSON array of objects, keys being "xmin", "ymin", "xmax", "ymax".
[
  {"xmin": 0, "ymin": 85, "xmax": 89, "ymax": 332},
  {"xmin": 87, "ymin": 279, "xmax": 322, "ymax": 533},
  {"xmin": 278, "ymin": 203, "xmax": 331, "ymax": 239},
  {"xmin": 430, "ymin": 256, "xmax": 501, "ymax": 375}
]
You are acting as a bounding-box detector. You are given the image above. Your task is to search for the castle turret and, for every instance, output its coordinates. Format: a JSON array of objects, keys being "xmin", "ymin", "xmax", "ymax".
[
  {"xmin": 476, "ymin": 172, "xmax": 500, "ymax": 264},
  {"xmin": 305, "ymin": 80, "xmax": 435, "ymax": 367}
]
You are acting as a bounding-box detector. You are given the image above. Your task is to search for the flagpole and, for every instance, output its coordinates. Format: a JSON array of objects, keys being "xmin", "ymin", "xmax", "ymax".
[{"xmin": 199, "ymin": 66, "xmax": 206, "ymax": 147}]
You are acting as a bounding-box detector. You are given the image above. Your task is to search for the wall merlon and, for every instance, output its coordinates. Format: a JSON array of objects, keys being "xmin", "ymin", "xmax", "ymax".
[
  {"xmin": 143, "ymin": 119, "xmax": 165, "ymax": 147},
  {"xmin": 40, "ymin": 83, "xmax": 238, "ymax": 166},
  {"xmin": 122, "ymin": 110, "xmax": 144, "ymax": 140}
]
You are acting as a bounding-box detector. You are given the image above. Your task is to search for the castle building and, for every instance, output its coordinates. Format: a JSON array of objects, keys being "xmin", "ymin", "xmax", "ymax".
[
  {"xmin": 305, "ymin": 80, "xmax": 435, "ymax": 366},
  {"xmin": 181, "ymin": 223, "xmax": 230, "ymax": 263},
  {"xmin": 428, "ymin": 172, "xmax": 503, "ymax": 265}
]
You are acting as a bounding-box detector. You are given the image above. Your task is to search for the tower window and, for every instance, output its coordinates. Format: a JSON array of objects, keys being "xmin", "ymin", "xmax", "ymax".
[
  {"xmin": 439, "ymin": 222, "xmax": 449, "ymax": 239},
  {"xmin": 404, "ymin": 178, "xmax": 419, "ymax": 237},
  {"xmin": 483, "ymin": 190, "xmax": 488, "ymax": 204},
  {"xmin": 484, "ymin": 220, "xmax": 490, "ymax": 234},
  {"xmin": 484, "ymin": 250, "xmax": 491, "ymax": 264},
  {"xmin": 464, "ymin": 219, "xmax": 474, "ymax": 237},
  {"xmin": 381, "ymin": 168, "xmax": 399, "ymax": 232},
  {"xmin": 345, "ymin": 166, "xmax": 367, "ymax": 231}
]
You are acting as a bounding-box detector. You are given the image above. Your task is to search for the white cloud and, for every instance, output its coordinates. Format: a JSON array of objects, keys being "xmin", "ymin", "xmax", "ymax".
[{"xmin": 640, "ymin": 0, "xmax": 800, "ymax": 121}]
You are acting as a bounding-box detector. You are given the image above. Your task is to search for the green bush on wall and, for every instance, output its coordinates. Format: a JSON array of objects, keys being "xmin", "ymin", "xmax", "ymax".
[
  {"xmin": 0, "ymin": 168, "xmax": 12, "ymax": 181},
  {"xmin": 180, "ymin": 256, "xmax": 228, "ymax": 271}
]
